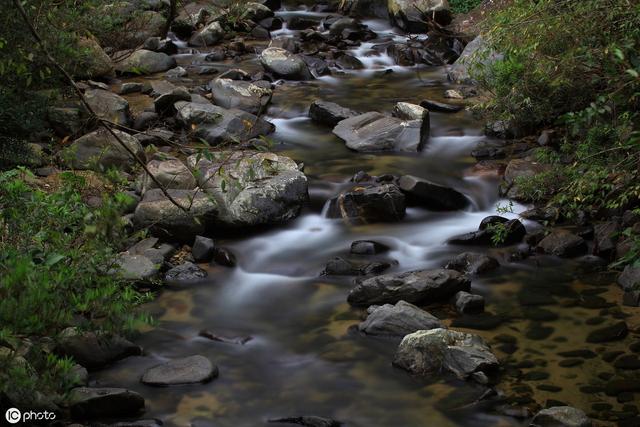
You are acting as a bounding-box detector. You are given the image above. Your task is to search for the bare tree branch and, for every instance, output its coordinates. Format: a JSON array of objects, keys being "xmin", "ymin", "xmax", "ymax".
[{"xmin": 12, "ymin": 0, "xmax": 188, "ymax": 211}]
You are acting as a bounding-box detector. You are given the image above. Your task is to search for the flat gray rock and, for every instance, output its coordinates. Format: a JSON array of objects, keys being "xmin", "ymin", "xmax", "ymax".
[
  {"xmin": 530, "ymin": 406, "xmax": 592, "ymax": 427},
  {"xmin": 359, "ymin": 300, "xmax": 443, "ymax": 337},
  {"xmin": 348, "ymin": 268, "xmax": 470, "ymax": 306},
  {"xmin": 141, "ymin": 355, "xmax": 218, "ymax": 386}
]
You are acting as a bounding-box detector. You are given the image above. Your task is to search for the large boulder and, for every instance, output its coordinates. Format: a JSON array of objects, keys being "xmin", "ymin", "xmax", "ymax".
[
  {"xmin": 133, "ymin": 189, "xmax": 219, "ymax": 240},
  {"xmin": 502, "ymin": 158, "xmax": 551, "ymax": 201},
  {"xmin": 141, "ymin": 157, "xmax": 196, "ymax": 194},
  {"xmin": 398, "ymin": 175, "xmax": 468, "ymax": 210},
  {"xmin": 359, "ymin": 300, "xmax": 443, "ymax": 337},
  {"xmin": 447, "ymin": 35, "xmax": 503, "ymax": 84},
  {"xmin": 347, "ymin": 268, "xmax": 470, "ymax": 306},
  {"xmin": 393, "ymin": 102, "xmax": 428, "ymax": 121},
  {"xmin": 537, "ymin": 230, "xmax": 587, "ymax": 258},
  {"xmin": 187, "ymin": 151, "xmax": 308, "ymax": 227},
  {"xmin": 141, "ymin": 355, "xmax": 217, "ymax": 386},
  {"xmin": 388, "ymin": 0, "xmax": 452, "ymax": 32},
  {"xmin": 445, "ymin": 252, "xmax": 499, "ymax": 275},
  {"xmin": 68, "ymin": 387, "xmax": 144, "ymax": 419},
  {"xmin": 55, "ymin": 328, "xmax": 141, "ymax": 371},
  {"xmin": 115, "ymin": 49, "xmax": 177, "ymax": 75},
  {"xmin": 618, "ymin": 265, "xmax": 640, "ymax": 292},
  {"xmin": 189, "ymin": 21, "xmax": 224, "ymax": 47},
  {"xmin": 393, "ymin": 328, "xmax": 499, "ymax": 379},
  {"xmin": 64, "ymin": 128, "xmax": 144, "ymax": 172},
  {"xmin": 210, "ymin": 78, "xmax": 272, "ymax": 115},
  {"xmin": 333, "ymin": 112, "xmax": 428, "ymax": 152},
  {"xmin": 84, "ymin": 89, "xmax": 132, "ymax": 126},
  {"xmin": 529, "ymin": 406, "xmax": 592, "ymax": 427},
  {"xmin": 309, "ymin": 100, "xmax": 358, "ymax": 127},
  {"xmin": 175, "ymin": 101, "xmax": 275, "ymax": 144},
  {"xmin": 75, "ymin": 37, "xmax": 114, "ymax": 79},
  {"xmin": 326, "ymin": 183, "xmax": 406, "ymax": 224},
  {"xmin": 259, "ymin": 47, "xmax": 313, "ymax": 80}
]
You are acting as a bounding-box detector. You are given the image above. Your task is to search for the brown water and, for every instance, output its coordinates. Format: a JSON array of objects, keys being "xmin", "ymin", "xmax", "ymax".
[{"xmin": 97, "ymin": 7, "xmax": 640, "ymax": 427}]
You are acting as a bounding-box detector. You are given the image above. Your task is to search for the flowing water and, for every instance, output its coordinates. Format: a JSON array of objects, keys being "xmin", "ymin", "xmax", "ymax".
[{"xmin": 99, "ymin": 5, "xmax": 640, "ymax": 427}]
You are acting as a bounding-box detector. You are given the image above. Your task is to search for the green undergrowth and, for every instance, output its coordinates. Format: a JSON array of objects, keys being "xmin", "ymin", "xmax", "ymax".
[
  {"xmin": 0, "ymin": 168, "xmax": 150, "ymax": 405},
  {"xmin": 476, "ymin": 0, "xmax": 640, "ymax": 265}
]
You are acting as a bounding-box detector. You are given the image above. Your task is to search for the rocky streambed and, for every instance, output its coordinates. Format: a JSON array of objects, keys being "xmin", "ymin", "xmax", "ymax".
[{"xmin": 37, "ymin": 1, "xmax": 640, "ymax": 426}]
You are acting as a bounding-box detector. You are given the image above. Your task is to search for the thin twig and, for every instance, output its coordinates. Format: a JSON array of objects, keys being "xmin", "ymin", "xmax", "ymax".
[{"xmin": 12, "ymin": 0, "xmax": 188, "ymax": 211}]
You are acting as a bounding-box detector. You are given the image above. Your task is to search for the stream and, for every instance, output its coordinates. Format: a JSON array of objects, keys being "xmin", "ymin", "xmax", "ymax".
[{"xmin": 97, "ymin": 3, "xmax": 638, "ymax": 426}]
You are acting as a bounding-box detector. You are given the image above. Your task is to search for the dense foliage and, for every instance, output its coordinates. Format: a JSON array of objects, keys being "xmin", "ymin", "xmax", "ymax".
[
  {"xmin": 477, "ymin": 0, "xmax": 640, "ymax": 262},
  {"xmin": 0, "ymin": 169, "xmax": 149, "ymax": 403},
  {"xmin": 449, "ymin": 0, "xmax": 483, "ymax": 14}
]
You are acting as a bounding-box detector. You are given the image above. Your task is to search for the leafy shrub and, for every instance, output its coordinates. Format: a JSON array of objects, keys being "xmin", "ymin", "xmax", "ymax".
[
  {"xmin": 476, "ymin": 0, "xmax": 640, "ymax": 244},
  {"xmin": 0, "ymin": 169, "xmax": 149, "ymax": 402},
  {"xmin": 449, "ymin": 0, "xmax": 483, "ymax": 14}
]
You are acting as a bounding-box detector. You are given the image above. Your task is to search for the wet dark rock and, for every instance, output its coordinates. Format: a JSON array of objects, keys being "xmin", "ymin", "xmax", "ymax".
[
  {"xmin": 134, "ymin": 111, "xmax": 160, "ymax": 130},
  {"xmin": 199, "ymin": 330, "xmax": 252, "ymax": 345},
  {"xmin": 302, "ymin": 55, "xmax": 331, "ymax": 76},
  {"xmin": 452, "ymin": 291, "xmax": 485, "ymax": 314},
  {"xmin": 445, "ymin": 252, "xmax": 499, "ymax": 275},
  {"xmin": 558, "ymin": 359, "xmax": 584, "ymax": 368},
  {"xmin": 141, "ymin": 355, "xmax": 217, "ymax": 386},
  {"xmin": 192, "ymin": 236, "xmax": 215, "ymax": 263},
  {"xmin": 143, "ymin": 37, "xmax": 178, "ymax": 55},
  {"xmin": 119, "ymin": 82, "xmax": 144, "ymax": 95},
  {"xmin": 586, "ymin": 321, "xmax": 628, "ymax": 343},
  {"xmin": 450, "ymin": 312, "xmax": 504, "ymax": 330},
  {"xmin": 623, "ymin": 291, "xmax": 640, "ymax": 307},
  {"xmin": 614, "ymin": 355, "xmax": 640, "ymax": 370},
  {"xmin": 68, "ymin": 387, "xmax": 144, "ymax": 419},
  {"xmin": 398, "ymin": 175, "xmax": 468, "ymax": 211},
  {"xmin": 538, "ymin": 384, "xmax": 562, "ymax": 392},
  {"xmin": 471, "ymin": 142, "xmax": 506, "ymax": 160},
  {"xmin": 260, "ymin": 47, "xmax": 312, "ymax": 80},
  {"xmin": 449, "ymin": 218, "xmax": 526, "ymax": 246},
  {"xmin": 388, "ymin": 0, "xmax": 451, "ymax": 32},
  {"xmin": 605, "ymin": 379, "xmax": 640, "ymax": 396},
  {"xmin": 309, "ymin": 100, "xmax": 358, "ymax": 127},
  {"xmin": 175, "ymin": 101, "xmax": 275, "ymax": 145},
  {"xmin": 420, "ymin": 99, "xmax": 463, "ymax": 113},
  {"xmin": 526, "ymin": 324, "xmax": 554, "ymax": 341},
  {"xmin": 323, "ymin": 257, "xmax": 392, "ymax": 276},
  {"xmin": 348, "ymin": 268, "xmax": 470, "ymax": 306},
  {"xmin": 593, "ymin": 221, "xmax": 619, "ymax": 259},
  {"xmin": 350, "ymin": 240, "xmax": 389, "ymax": 255},
  {"xmin": 335, "ymin": 53, "xmax": 364, "ymax": 70},
  {"xmin": 326, "ymin": 183, "xmax": 406, "ymax": 224},
  {"xmin": 56, "ymin": 327, "xmax": 141, "ymax": 370},
  {"xmin": 558, "ymin": 350, "xmax": 597, "ymax": 359},
  {"xmin": 537, "ymin": 230, "xmax": 587, "ymax": 258},
  {"xmin": 287, "ymin": 16, "xmax": 318, "ymax": 30},
  {"xmin": 267, "ymin": 416, "xmax": 342, "ymax": 427},
  {"xmin": 205, "ymin": 47, "xmax": 226, "ymax": 62},
  {"xmin": 209, "ymin": 78, "xmax": 272, "ymax": 115},
  {"xmin": 164, "ymin": 262, "xmax": 207, "ymax": 282},
  {"xmin": 523, "ymin": 371, "xmax": 550, "ymax": 381},
  {"xmin": 333, "ymin": 112, "xmax": 428, "ymax": 152},
  {"xmin": 358, "ymin": 300, "xmax": 443, "ymax": 337},
  {"xmin": 529, "ymin": 406, "xmax": 592, "ymax": 427},
  {"xmin": 520, "ymin": 206, "xmax": 560, "ymax": 222},
  {"xmin": 154, "ymin": 86, "xmax": 192, "ymax": 116},
  {"xmin": 618, "ymin": 265, "xmax": 640, "ymax": 292},
  {"xmin": 393, "ymin": 328, "xmax": 498, "ymax": 379},
  {"xmin": 211, "ymin": 247, "xmax": 237, "ymax": 267},
  {"xmin": 108, "ymin": 420, "xmax": 163, "ymax": 427},
  {"xmin": 602, "ymin": 351, "xmax": 624, "ymax": 363}
]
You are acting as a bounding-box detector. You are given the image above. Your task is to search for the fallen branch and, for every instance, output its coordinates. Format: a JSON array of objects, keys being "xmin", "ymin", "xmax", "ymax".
[{"xmin": 12, "ymin": 0, "xmax": 189, "ymax": 211}]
